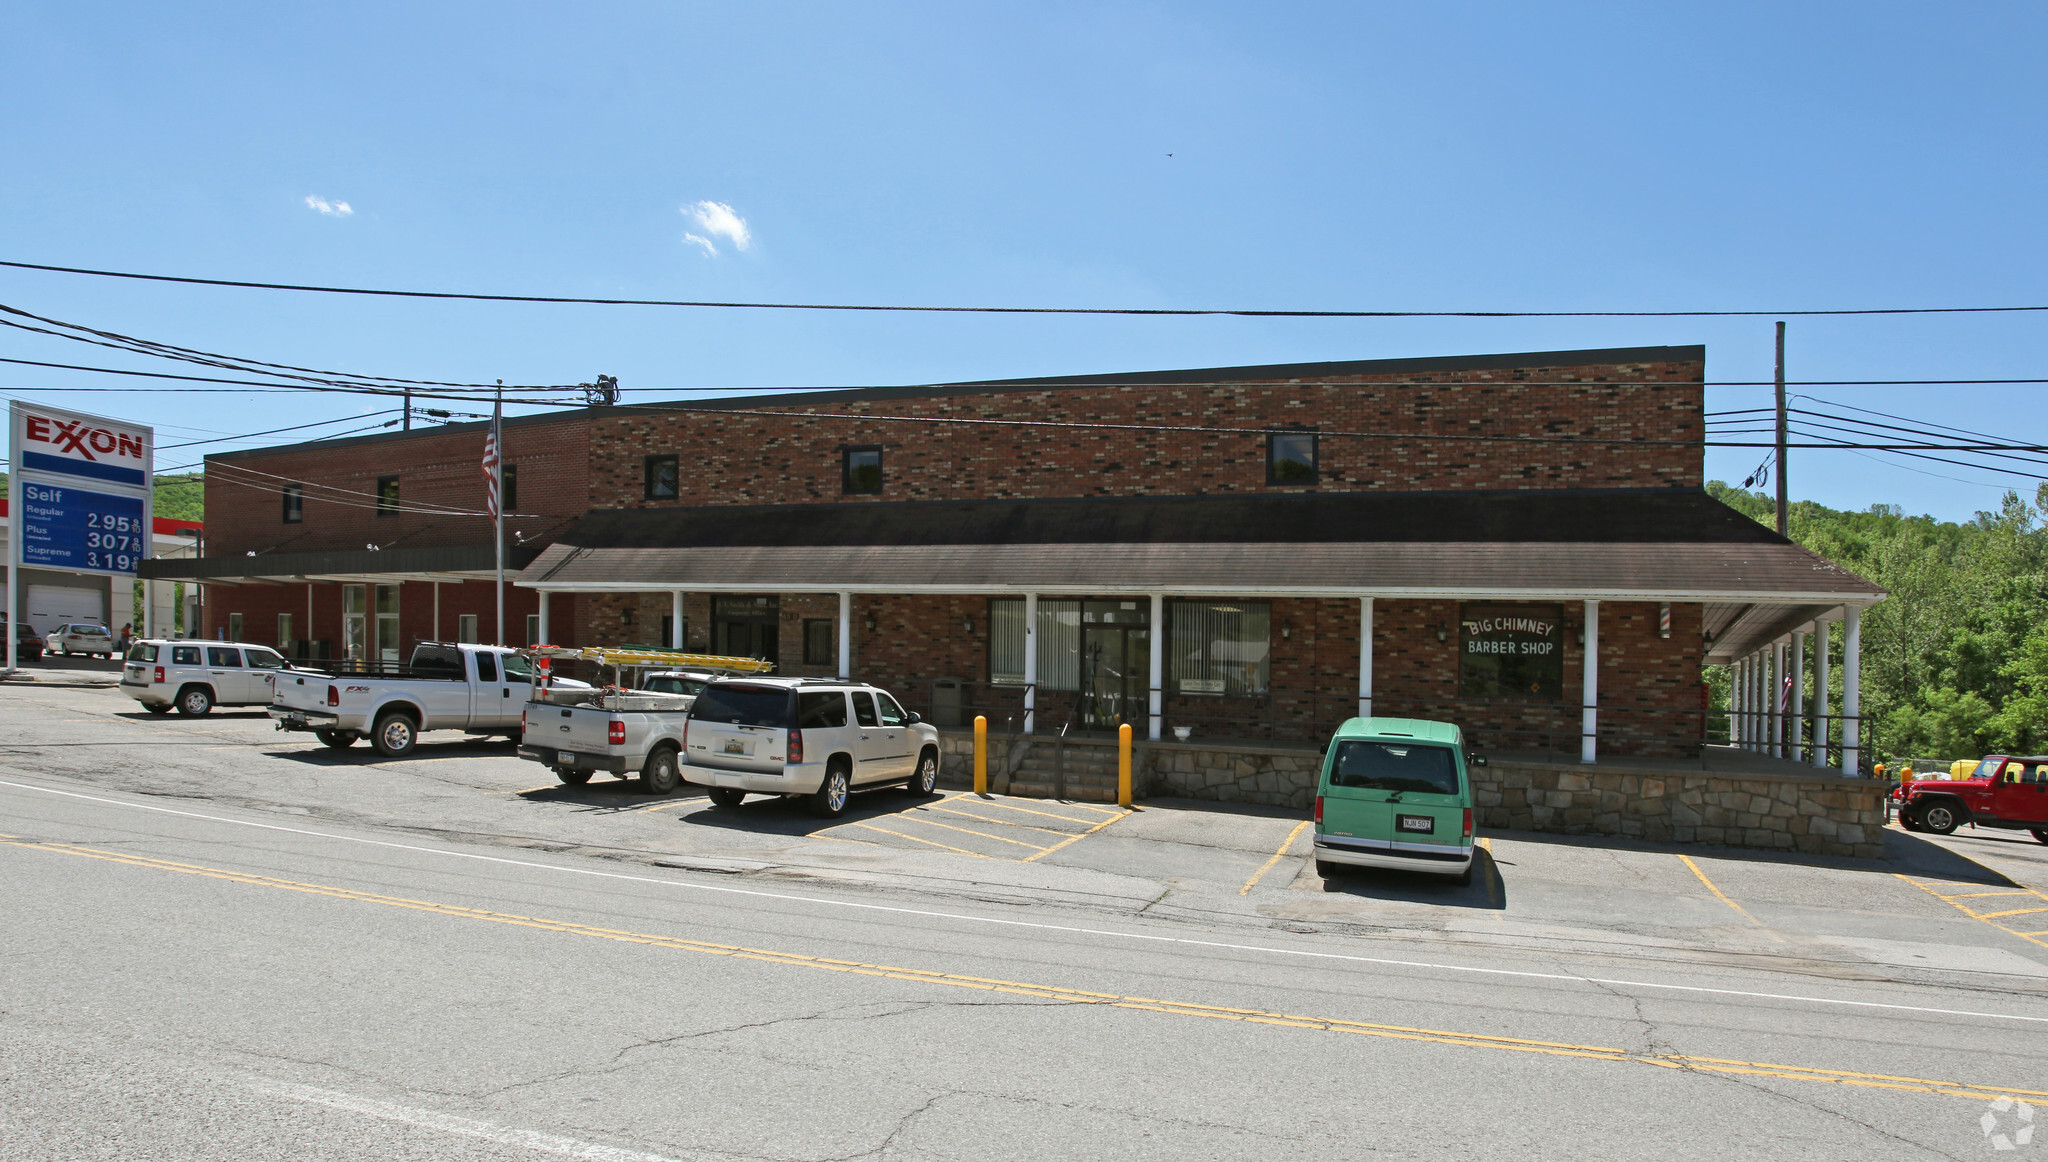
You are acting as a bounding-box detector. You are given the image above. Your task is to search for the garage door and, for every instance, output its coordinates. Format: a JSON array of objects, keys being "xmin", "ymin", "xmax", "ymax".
[{"xmin": 27, "ymin": 584, "xmax": 106, "ymax": 635}]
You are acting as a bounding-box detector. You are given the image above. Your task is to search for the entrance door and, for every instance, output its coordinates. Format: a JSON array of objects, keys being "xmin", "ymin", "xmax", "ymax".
[
  {"xmin": 1080, "ymin": 600, "xmax": 1150, "ymax": 731},
  {"xmin": 714, "ymin": 595, "xmax": 779, "ymax": 663}
]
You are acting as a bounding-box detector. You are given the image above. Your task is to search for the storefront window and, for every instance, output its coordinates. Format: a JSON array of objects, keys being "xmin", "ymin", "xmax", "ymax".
[
  {"xmin": 1167, "ymin": 601, "xmax": 1270, "ymax": 696},
  {"xmin": 989, "ymin": 598, "xmax": 1080, "ymax": 690},
  {"xmin": 342, "ymin": 584, "xmax": 367, "ymax": 661},
  {"xmin": 1459, "ymin": 602, "xmax": 1563, "ymax": 699}
]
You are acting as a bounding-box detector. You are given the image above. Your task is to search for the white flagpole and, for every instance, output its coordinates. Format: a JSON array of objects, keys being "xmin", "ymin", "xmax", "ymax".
[{"xmin": 493, "ymin": 382, "xmax": 504, "ymax": 648}]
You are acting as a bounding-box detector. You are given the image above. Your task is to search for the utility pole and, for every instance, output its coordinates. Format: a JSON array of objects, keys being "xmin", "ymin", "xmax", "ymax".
[
  {"xmin": 1774, "ymin": 320, "xmax": 1788, "ymax": 536},
  {"xmin": 403, "ymin": 387, "xmax": 412, "ymax": 431}
]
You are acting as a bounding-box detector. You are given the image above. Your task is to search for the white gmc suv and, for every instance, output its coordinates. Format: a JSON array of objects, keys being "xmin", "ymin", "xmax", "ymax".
[{"xmin": 677, "ymin": 677, "xmax": 942, "ymax": 816}]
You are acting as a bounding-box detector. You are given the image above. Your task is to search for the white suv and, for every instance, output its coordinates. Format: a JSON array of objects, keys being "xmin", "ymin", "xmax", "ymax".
[
  {"xmin": 47, "ymin": 623, "xmax": 116, "ymax": 658},
  {"xmin": 678, "ymin": 677, "xmax": 942, "ymax": 816},
  {"xmin": 121, "ymin": 639, "xmax": 291, "ymax": 715}
]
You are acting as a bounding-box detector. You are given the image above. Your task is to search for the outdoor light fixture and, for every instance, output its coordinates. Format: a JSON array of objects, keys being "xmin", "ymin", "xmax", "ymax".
[
  {"xmin": 962, "ymin": 616, "xmax": 975, "ymax": 634},
  {"xmin": 865, "ymin": 617, "xmax": 876, "ymax": 631},
  {"xmin": 1435, "ymin": 624, "xmax": 1449, "ymax": 643},
  {"xmin": 1281, "ymin": 623, "xmax": 1292, "ymax": 640}
]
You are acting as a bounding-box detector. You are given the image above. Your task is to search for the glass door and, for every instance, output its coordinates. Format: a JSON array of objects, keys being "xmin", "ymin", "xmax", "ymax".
[
  {"xmin": 1080, "ymin": 600, "xmax": 1150, "ymax": 731},
  {"xmin": 343, "ymin": 585, "xmax": 367, "ymax": 662}
]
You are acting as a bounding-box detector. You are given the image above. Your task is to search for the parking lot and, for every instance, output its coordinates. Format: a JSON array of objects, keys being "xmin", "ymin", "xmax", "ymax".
[{"xmin": 7, "ymin": 678, "xmax": 2048, "ymax": 998}]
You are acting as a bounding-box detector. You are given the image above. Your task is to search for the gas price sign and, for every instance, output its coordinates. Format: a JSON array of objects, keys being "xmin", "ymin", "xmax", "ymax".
[{"xmin": 16, "ymin": 481, "xmax": 147, "ymax": 574}]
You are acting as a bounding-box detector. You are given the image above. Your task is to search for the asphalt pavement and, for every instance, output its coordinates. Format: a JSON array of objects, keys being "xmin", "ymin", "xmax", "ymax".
[{"xmin": 4, "ymin": 682, "xmax": 2046, "ymax": 1158}]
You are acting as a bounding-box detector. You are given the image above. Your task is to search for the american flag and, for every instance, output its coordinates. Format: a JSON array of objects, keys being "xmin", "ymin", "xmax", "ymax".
[{"xmin": 481, "ymin": 405, "xmax": 501, "ymax": 522}]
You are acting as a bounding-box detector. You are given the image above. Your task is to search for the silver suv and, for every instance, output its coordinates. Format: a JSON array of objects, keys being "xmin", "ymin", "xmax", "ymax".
[{"xmin": 677, "ymin": 677, "xmax": 942, "ymax": 816}]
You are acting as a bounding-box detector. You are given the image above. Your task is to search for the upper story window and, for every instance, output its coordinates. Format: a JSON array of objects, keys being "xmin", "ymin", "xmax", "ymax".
[
  {"xmin": 501, "ymin": 464, "xmax": 518, "ymax": 513},
  {"xmin": 282, "ymin": 484, "xmax": 303, "ymax": 524},
  {"xmin": 843, "ymin": 446, "xmax": 883, "ymax": 494},
  {"xmin": 645, "ymin": 455, "xmax": 679, "ymax": 500},
  {"xmin": 376, "ymin": 475, "xmax": 400, "ymax": 516},
  {"xmin": 1266, "ymin": 430, "xmax": 1318, "ymax": 485}
]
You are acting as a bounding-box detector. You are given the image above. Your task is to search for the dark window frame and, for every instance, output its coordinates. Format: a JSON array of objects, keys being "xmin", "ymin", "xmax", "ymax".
[
  {"xmin": 842, "ymin": 446, "xmax": 883, "ymax": 495},
  {"xmin": 500, "ymin": 464, "xmax": 518, "ymax": 513},
  {"xmin": 1265, "ymin": 430, "xmax": 1319, "ymax": 486},
  {"xmin": 282, "ymin": 484, "xmax": 303, "ymax": 524},
  {"xmin": 375, "ymin": 475, "xmax": 400, "ymax": 517},
  {"xmin": 802, "ymin": 618, "xmax": 835, "ymax": 666},
  {"xmin": 644, "ymin": 455, "xmax": 679, "ymax": 501}
]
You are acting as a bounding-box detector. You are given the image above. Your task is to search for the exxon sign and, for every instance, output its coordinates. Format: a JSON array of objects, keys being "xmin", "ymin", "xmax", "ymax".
[{"xmin": 17, "ymin": 407, "xmax": 152, "ymax": 488}]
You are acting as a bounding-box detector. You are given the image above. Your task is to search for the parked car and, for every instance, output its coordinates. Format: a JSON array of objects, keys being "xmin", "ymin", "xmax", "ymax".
[
  {"xmin": 1897, "ymin": 754, "xmax": 2048, "ymax": 840},
  {"xmin": 46, "ymin": 623, "xmax": 116, "ymax": 658},
  {"xmin": 666, "ymin": 677, "xmax": 941, "ymax": 815},
  {"xmin": 1312, "ymin": 717, "xmax": 1478, "ymax": 885},
  {"xmin": 6, "ymin": 620, "xmax": 45, "ymax": 661},
  {"xmin": 270, "ymin": 642, "xmax": 588, "ymax": 756},
  {"xmin": 121, "ymin": 640, "xmax": 291, "ymax": 715}
]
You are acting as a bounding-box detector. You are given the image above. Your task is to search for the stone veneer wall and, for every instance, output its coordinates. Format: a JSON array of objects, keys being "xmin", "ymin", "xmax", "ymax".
[{"xmin": 938, "ymin": 732, "xmax": 1887, "ymax": 859}]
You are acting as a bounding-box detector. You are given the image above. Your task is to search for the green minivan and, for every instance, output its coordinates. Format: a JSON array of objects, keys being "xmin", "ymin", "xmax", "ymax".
[{"xmin": 1313, "ymin": 717, "xmax": 1477, "ymax": 886}]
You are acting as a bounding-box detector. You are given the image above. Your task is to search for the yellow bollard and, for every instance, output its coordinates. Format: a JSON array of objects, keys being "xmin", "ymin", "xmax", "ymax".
[
  {"xmin": 974, "ymin": 715, "xmax": 988, "ymax": 795},
  {"xmin": 1118, "ymin": 722, "xmax": 1133, "ymax": 808}
]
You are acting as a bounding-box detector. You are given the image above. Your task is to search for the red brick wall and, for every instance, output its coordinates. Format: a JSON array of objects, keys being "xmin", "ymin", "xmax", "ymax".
[
  {"xmin": 203, "ymin": 417, "xmax": 591, "ymax": 557},
  {"xmin": 591, "ymin": 356, "xmax": 1702, "ymax": 510}
]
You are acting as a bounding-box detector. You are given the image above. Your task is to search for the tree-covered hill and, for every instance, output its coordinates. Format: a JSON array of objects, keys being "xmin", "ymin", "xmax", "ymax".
[{"xmin": 1709, "ymin": 480, "xmax": 2048, "ymax": 761}]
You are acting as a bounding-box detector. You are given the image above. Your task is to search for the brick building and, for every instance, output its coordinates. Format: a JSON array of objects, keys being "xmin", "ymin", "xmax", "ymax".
[{"xmin": 143, "ymin": 344, "xmax": 1883, "ymax": 764}]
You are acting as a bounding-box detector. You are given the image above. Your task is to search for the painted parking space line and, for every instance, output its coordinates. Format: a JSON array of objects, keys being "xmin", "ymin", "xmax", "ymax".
[
  {"xmin": 1240, "ymin": 820, "xmax": 1311, "ymax": 895},
  {"xmin": 920, "ymin": 803, "xmax": 1068, "ymax": 836},
  {"xmin": 1898, "ymin": 876, "xmax": 2048, "ymax": 952},
  {"xmin": 1020, "ymin": 807, "xmax": 1134, "ymax": 864},
  {"xmin": 1678, "ymin": 855, "xmax": 1767, "ymax": 928},
  {"xmin": 964, "ymin": 797, "xmax": 1110, "ymax": 825},
  {"xmin": 12, "ymin": 835, "xmax": 2047, "ymax": 1107},
  {"xmin": 894, "ymin": 815, "xmax": 1052, "ymax": 851},
  {"xmin": 839, "ymin": 820, "xmax": 989, "ymax": 858}
]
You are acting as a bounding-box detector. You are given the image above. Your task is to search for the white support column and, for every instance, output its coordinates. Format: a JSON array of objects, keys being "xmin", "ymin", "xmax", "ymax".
[
  {"xmin": 1812, "ymin": 623, "xmax": 1831, "ymax": 770},
  {"xmin": 1358, "ymin": 597, "xmax": 1375, "ymax": 721},
  {"xmin": 836, "ymin": 591, "xmax": 851, "ymax": 680},
  {"xmin": 1842, "ymin": 607, "xmax": 1862, "ymax": 776},
  {"xmin": 1769, "ymin": 642, "xmax": 1784, "ymax": 759},
  {"xmin": 1789, "ymin": 630, "xmax": 1806, "ymax": 763},
  {"xmin": 1735, "ymin": 655, "xmax": 1749, "ymax": 750},
  {"xmin": 1581, "ymin": 599, "xmax": 1599, "ymax": 765},
  {"xmin": 1022, "ymin": 593, "xmax": 1038, "ymax": 734},
  {"xmin": 1147, "ymin": 592, "xmax": 1163, "ymax": 741},
  {"xmin": 433, "ymin": 582, "xmax": 441, "ymax": 643},
  {"xmin": 535, "ymin": 590, "xmax": 550, "ymax": 644},
  {"xmin": 1744, "ymin": 653, "xmax": 1758, "ymax": 752},
  {"xmin": 670, "ymin": 590, "xmax": 685, "ymax": 649}
]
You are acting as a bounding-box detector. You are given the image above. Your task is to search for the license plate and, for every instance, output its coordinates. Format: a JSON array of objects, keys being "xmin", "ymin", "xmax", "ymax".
[
  {"xmin": 556, "ymin": 751, "xmax": 577, "ymax": 766},
  {"xmin": 722, "ymin": 739, "xmax": 751, "ymax": 756},
  {"xmin": 1397, "ymin": 814, "xmax": 1435, "ymax": 834}
]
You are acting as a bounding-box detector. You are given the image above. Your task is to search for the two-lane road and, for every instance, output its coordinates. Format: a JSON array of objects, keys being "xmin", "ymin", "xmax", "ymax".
[{"xmin": 3, "ymin": 771, "xmax": 2043, "ymax": 1160}]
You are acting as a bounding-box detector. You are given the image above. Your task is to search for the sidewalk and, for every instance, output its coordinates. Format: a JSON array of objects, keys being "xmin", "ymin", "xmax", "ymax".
[{"xmin": 1, "ymin": 657, "xmax": 124, "ymax": 688}]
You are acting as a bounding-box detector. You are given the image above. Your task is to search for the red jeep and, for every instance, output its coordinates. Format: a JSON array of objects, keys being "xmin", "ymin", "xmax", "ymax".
[{"xmin": 1897, "ymin": 755, "xmax": 2048, "ymax": 841}]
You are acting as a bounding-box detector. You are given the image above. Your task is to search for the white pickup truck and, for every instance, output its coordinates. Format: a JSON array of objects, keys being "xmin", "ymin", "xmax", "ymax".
[
  {"xmin": 514, "ymin": 647, "xmax": 774, "ymax": 792},
  {"xmin": 270, "ymin": 642, "xmax": 587, "ymax": 757}
]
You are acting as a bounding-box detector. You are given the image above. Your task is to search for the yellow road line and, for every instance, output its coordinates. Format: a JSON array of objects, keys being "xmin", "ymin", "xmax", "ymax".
[
  {"xmin": 921, "ymin": 803, "xmax": 1068, "ymax": 836},
  {"xmin": 1020, "ymin": 807, "xmax": 1133, "ymax": 863},
  {"xmin": 965, "ymin": 797, "xmax": 1106, "ymax": 825},
  {"xmin": 836, "ymin": 821, "xmax": 989, "ymax": 858},
  {"xmin": 1678, "ymin": 855, "xmax": 1765, "ymax": 927},
  {"xmin": 891, "ymin": 816, "xmax": 1051, "ymax": 851},
  {"xmin": 635, "ymin": 798, "xmax": 693, "ymax": 813},
  {"xmin": 1897, "ymin": 875, "xmax": 2048, "ymax": 952},
  {"xmin": 1240, "ymin": 820, "xmax": 1311, "ymax": 895},
  {"xmin": 5, "ymin": 835, "xmax": 2043, "ymax": 1106},
  {"xmin": 512, "ymin": 785, "xmax": 562, "ymax": 794}
]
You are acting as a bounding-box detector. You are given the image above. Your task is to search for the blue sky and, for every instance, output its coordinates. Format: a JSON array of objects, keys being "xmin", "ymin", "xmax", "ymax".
[{"xmin": 2, "ymin": 2, "xmax": 2045, "ymax": 520}]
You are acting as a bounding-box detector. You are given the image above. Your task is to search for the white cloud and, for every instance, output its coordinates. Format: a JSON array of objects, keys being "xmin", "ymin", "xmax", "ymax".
[
  {"xmin": 681, "ymin": 200, "xmax": 750, "ymax": 254},
  {"xmin": 304, "ymin": 195, "xmax": 353, "ymax": 217}
]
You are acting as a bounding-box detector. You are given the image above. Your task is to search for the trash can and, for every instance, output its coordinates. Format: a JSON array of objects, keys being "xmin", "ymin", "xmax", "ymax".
[{"xmin": 931, "ymin": 677, "xmax": 965, "ymax": 728}]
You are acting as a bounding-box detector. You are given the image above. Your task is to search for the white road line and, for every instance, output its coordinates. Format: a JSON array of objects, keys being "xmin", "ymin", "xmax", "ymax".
[
  {"xmin": 7, "ymin": 775, "xmax": 2048, "ymax": 1027},
  {"xmin": 249, "ymin": 1080, "xmax": 688, "ymax": 1162}
]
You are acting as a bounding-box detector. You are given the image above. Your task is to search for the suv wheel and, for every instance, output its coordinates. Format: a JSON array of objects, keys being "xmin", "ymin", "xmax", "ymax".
[
  {"xmin": 905, "ymin": 750, "xmax": 939, "ymax": 796},
  {"xmin": 641, "ymin": 746, "xmax": 680, "ymax": 794},
  {"xmin": 176, "ymin": 685, "xmax": 214, "ymax": 716},
  {"xmin": 371, "ymin": 712, "xmax": 418, "ymax": 758},
  {"xmin": 809, "ymin": 763, "xmax": 851, "ymax": 818},
  {"xmin": 708, "ymin": 787, "xmax": 746, "ymax": 808}
]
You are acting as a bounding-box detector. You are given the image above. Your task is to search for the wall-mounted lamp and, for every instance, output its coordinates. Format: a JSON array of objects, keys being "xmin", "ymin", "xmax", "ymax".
[
  {"xmin": 1280, "ymin": 623, "xmax": 1292, "ymax": 640},
  {"xmin": 962, "ymin": 616, "xmax": 975, "ymax": 634},
  {"xmin": 1435, "ymin": 624, "xmax": 1449, "ymax": 643},
  {"xmin": 864, "ymin": 617, "xmax": 877, "ymax": 632}
]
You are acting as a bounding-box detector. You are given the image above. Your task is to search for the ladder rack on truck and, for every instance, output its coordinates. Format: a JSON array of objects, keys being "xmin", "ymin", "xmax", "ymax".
[{"xmin": 519, "ymin": 645, "xmax": 775, "ymax": 710}]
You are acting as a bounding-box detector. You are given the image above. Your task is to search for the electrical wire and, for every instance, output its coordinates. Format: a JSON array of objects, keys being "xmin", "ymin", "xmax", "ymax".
[{"xmin": 8, "ymin": 258, "xmax": 2048, "ymax": 318}]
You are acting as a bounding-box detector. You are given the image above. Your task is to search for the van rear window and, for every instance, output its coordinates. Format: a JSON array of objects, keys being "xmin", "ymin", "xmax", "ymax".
[
  {"xmin": 691, "ymin": 686, "xmax": 793, "ymax": 727},
  {"xmin": 1330, "ymin": 741, "xmax": 1460, "ymax": 795}
]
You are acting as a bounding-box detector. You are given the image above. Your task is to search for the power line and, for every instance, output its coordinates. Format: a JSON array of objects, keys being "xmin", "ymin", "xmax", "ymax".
[{"xmin": 7, "ymin": 257, "xmax": 2048, "ymax": 318}]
